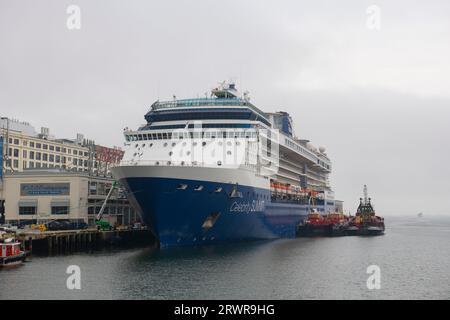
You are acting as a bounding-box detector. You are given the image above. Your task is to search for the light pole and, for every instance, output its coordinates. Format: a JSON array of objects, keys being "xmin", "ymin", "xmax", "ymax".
[{"xmin": 1, "ymin": 117, "xmax": 10, "ymax": 172}]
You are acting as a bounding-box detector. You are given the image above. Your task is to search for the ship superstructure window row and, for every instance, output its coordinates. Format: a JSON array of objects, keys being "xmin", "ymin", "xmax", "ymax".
[{"xmin": 126, "ymin": 130, "xmax": 258, "ymax": 142}]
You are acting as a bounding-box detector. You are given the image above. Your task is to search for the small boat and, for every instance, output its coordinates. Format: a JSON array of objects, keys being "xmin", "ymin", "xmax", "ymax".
[
  {"xmin": 0, "ymin": 237, "xmax": 26, "ymax": 267},
  {"xmin": 347, "ymin": 185, "xmax": 385, "ymax": 236},
  {"xmin": 297, "ymin": 209, "xmax": 349, "ymax": 237}
]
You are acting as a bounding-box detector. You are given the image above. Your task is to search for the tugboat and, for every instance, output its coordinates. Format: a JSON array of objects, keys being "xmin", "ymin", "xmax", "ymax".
[
  {"xmin": 347, "ymin": 185, "xmax": 385, "ymax": 236},
  {"xmin": 0, "ymin": 233, "xmax": 26, "ymax": 267},
  {"xmin": 297, "ymin": 208, "xmax": 329, "ymax": 236},
  {"xmin": 297, "ymin": 198, "xmax": 350, "ymax": 237}
]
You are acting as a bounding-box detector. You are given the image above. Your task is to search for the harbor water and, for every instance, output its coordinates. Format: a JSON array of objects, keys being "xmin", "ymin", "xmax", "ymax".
[{"xmin": 1, "ymin": 215, "xmax": 449, "ymax": 300}]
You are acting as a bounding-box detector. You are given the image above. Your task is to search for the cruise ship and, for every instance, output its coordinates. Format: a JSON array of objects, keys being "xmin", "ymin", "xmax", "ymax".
[{"xmin": 112, "ymin": 82, "xmax": 337, "ymax": 247}]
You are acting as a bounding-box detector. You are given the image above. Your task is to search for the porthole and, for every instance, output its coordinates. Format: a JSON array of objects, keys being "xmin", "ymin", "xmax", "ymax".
[
  {"xmin": 227, "ymin": 151, "xmax": 232, "ymax": 155},
  {"xmin": 182, "ymin": 142, "xmax": 187, "ymax": 146},
  {"xmin": 181, "ymin": 161, "xmax": 185, "ymax": 166},
  {"xmin": 227, "ymin": 141, "xmax": 232, "ymax": 146},
  {"xmin": 163, "ymin": 142, "xmax": 168, "ymax": 147},
  {"xmin": 135, "ymin": 144, "xmax": 139, "ymax": 148},
  {"xmin": 142, "ymin": 144, "xmax": 146, "ymax": 147},
  {"xmin": 149, "ymin": 143, "xmax": 153, "ymax": 147},
  {"xmin": 217, "ymin": 161, "xmax": 222, "ymax": 166},
  {"xmin": 202, "ymin": 142, "xmax": 206, "ymax": 146},
  {"xmin": 187, "ymin": 151, "xmax": 191, "ymax": 156},
  {"xmin": 236, "ymin": 141, "xmax": 240, "ymax": 146},
  {"xmin": 193, "ymin": 142, "xmax": 197, "ymax": 146},
  {"xmin": 169, "ymin": 151, "xmax": 173, "ymax": 156},
  {"xmin": 155, "ymin": 161, "xmax": 160, "ymax": 165},
  {"xmin": 172, "ymin": 142, "xmax": 176, "ymax": 147}
]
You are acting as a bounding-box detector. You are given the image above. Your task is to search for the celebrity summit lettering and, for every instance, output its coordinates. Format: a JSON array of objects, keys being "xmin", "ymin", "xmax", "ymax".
[{"xmin": 229, "ymin": 200, "xmax": 265, "ymax": 213}]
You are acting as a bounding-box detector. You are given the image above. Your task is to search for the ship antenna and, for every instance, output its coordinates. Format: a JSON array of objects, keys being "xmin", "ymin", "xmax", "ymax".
[{"xmin": 363, "ymin": 185, "xmax": 368, "ymax": 205}]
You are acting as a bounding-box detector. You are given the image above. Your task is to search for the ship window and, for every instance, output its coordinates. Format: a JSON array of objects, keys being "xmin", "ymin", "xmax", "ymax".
[
  {"xmin": 149, "ymin": 143, "xmax": 153, "ymax": 147},
  {"xmin": 194, "ymin": 185, "xmax": 204, "ymax": 191},
  {"xmin": 172, "ymin": 142, "xmax": 176, "ymax": 147},
  {"xmin": 169, "ymin": 151, "xmax": 173, "ymax": 156},
  {"xmin": 214, "ymin": 187, "xmax": 222, "ymax": 193},
  {"xmin": 217, "ymin": 161, "xmax": 222, "ymax": 166},
  {"xmin": 163, "ymin": 143, "xmax": 168, "ymax": 147},
  {"xmin": 186, "ymin": 151, "xmax": 191, "ymax": 155},
  {"xmin": 177, "ymin": 184, "xmax": 188, "ymax": 190},
  {"xmin": 163, "ymin": 133, "xmax": 168, "ymax": 139},
  {"xmin": 181, "ymin": 161, "xmax": 185, "ymax": 166},
  {"xmin": 167, "ymin": 161, "xmax": 171, "ymax": 165},
  {"xmin": 193, "ymin": 142, "xmax": 197, "ymax": 146},
  {"xmin": 157, "ymin": 133, "xmax": 162, "ymax": 139},
  {"xmin": 202, "ymin": 142, "xmax": 206, "ymax": 146},
  {"xmin": 138, "ymin": 134, "xmax": 143, "ymax": 141},
  {"xmin": 155, "ymin": 161, "xmax": 159, "ymax": 165},
  {"xmin": 227, "ymin": 151, "xmax": 232, "ymax": 155},
  {"xmin": 236, "ymin": 141, "xmax": 240, "ymax": 146}
]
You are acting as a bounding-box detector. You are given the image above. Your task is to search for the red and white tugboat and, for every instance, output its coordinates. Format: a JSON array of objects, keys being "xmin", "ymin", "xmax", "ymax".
[
  {"xmin": 0, "ymin": 236, "xmax": 26, "ymax": 267},
  {"xmin": 347, "ymin": 185, "xmax": 385, "ymax": 236}
]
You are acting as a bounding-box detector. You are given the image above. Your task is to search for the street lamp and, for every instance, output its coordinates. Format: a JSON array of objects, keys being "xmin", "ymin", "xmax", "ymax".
[{"xmin": 0, "ymin": 117, "xmax": 10, "ymax": 172}]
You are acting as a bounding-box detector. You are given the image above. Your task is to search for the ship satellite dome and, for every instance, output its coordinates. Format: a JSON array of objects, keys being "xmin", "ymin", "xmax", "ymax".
[{"xmin": 319, "ymin": 146, "xmax": 326, "ymax": 153}]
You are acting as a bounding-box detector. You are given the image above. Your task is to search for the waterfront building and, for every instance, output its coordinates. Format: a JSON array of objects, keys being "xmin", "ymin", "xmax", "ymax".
[{"xmin": 0, "ymin": 117, "xmax": 136, "ymax": 227}]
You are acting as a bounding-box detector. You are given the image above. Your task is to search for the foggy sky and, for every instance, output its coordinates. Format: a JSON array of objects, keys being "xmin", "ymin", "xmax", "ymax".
[{"xmin": 1, "ymin": 0, "xmax": 450, "ymax": 215}]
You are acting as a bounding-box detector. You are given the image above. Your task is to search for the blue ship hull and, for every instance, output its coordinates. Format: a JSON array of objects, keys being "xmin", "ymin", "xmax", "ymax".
[{"xmin": 119, "ymin": 177, "xmax": 322, "ymax": 247}]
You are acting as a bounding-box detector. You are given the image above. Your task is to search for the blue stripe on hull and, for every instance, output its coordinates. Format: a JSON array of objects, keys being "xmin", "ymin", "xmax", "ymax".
[{"xmin": 119, "ymin": 177, "xmax": 320, "ymax": 247}]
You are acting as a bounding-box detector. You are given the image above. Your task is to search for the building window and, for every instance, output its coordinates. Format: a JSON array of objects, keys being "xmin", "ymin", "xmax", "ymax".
[
  {"xmin": 43, "ymin": 144, "xmax": 48, "ymax": 150},
  {"xmin": 13, "ymin": 149, "xmax": 19, "ymax": 157},
  {"xmin": 55, "ymin": 155, "xmax": 60, "ymax": 163},
  {"xmin": 73, "ymin": 150, "xmax": 78, "ymax": 155},
  {"xmin": 23, "ymin": 140, "xmax": 28, "ymax": 146},
  {"xmin": 23, "ymin": 150, "xmax": 27, "ymax": 158},
  {"xmin": 30, "ymin": 142, "xmax": 35, "ymax": 148},
  {"xmin": 36, "ymin": 152, "xmax": 41, "ymax": 160},
  {"xmin": 56, "ymin": 146, "xmax": 61, "ymax": 152},
  {"xmin": 49, "ymin": 154, "xmax": 54, "ymax": 162},
  {"xmin": 36, "ymin": 143, "xmax": 41, "ymax": 149},
  {"xmin": 51, "ymin": 206, "xmax": 69, "ymax": 215},
  {"xmin": 73, "ymin": 158, "xmax": 77, "ymax": 165},
  {"xmin": 13, "ymin": 159, "xmax": 19, "ymax": 168},
  {"xmin": 49, "ymin": 145, "xmax": 54, "ymax": 151},
  {"xmin": 36, "ymin": 162, "xmax": 41, "ymax": 168},
  {"xmin": 14, "ymin": 138, "xmax": 19, "ymax": 145},
  {"xmin": 62, "ymin": 148, "xmax": 66, "ymax": 153},
  {"xmin": 19, "ymin": 206, "xmax": 37, "ymax": 215},
  {"xmin": 43, "ymin": 153, "xmax": 48, "ymax": 161},
  {"xmin": 29, "ymin": 161, "xmax": 34, "ymax": 168}
]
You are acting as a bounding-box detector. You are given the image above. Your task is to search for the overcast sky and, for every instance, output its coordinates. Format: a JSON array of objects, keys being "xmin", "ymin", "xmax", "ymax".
[{"xmin": 1, "ymin": 0, "xmax": 449, "ymax": 215}]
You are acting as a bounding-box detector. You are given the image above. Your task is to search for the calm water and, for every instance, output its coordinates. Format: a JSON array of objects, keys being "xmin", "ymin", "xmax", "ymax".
[{"xmin": 1, "ymin": 216, "xmax": 449, "ymax": 300}]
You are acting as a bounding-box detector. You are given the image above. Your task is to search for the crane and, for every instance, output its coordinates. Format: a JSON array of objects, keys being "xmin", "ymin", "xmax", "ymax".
[{"xmin": 95, "ymin": 181, "xmax": 118, "ymax": 231}]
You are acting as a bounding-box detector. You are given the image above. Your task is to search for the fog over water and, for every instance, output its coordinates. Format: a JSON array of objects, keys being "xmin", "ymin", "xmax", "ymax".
[{"xmin": 1, "ymin": 0, "xmax": 449, "ymax": 214}]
